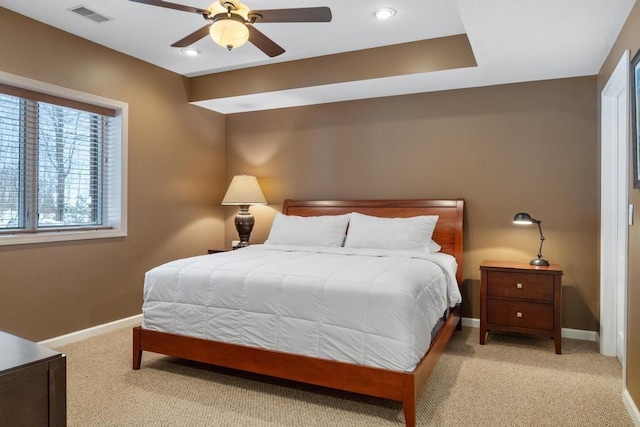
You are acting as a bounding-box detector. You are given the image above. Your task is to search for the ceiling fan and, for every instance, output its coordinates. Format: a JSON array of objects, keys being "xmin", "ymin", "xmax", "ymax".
[{"xmin": 129, "ymin": 0, "xmax": 332, "ymax": 57}]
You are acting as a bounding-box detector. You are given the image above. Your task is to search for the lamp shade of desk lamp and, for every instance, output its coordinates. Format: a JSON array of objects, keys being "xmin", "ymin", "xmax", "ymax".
[
  {"xmin": 513, "ymin": 212, "xmax": 550, "ymax": 266},
  {"xmin": 222, "ymin": 174, "xmax": 267, "ymax": 247}
]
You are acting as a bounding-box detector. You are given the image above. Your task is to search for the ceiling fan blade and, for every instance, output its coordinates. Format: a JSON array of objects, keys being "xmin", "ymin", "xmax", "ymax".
[
  {"xmin": 248, "ymin": 26, "xmax": 285, "ymax": 57},
  {"xmin": 129, "ymin": 0, "xmax": 208, "ymax": 15},
  {"xmin": 250, "ymin": 7, "xmax": 332, "ymax": 23},
  {"xmin": 171, "ymin": 24, "xmax": 212, "ymax": 47}
]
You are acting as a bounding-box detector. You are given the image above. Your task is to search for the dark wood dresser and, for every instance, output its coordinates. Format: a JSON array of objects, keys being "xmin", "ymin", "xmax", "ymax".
[
  {"xmin": 0, "ymin": 331, "xmax": 66, "ymax": 426},
  {"xmin": 479, "ymin": 260, "xmax": 563, "ymax": 354}
]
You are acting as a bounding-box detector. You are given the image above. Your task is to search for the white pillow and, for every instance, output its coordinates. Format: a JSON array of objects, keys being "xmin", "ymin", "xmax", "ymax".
[
  {"xmin": 344, "ymin": 212, "xmax": 439, "ymax": 251},
  {"xmin": 428, "ymin": 240, "xmax": 442, "ymax": 253},
  {"xmin": 265, "ymin": 213, "xmax": 350, "ymax": 247}
]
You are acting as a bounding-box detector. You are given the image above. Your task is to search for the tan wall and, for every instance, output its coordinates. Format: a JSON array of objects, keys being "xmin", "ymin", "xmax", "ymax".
[
  {"xmin": 597, "ymin": 0, "xmax": 640, "ymax": 409},
  {"xmin": 0, "ymin": 8, "xmax": 226, "ymax": 341},
  {"xmin": 225, "ymin": 77, "xmax": 598, "ymax": 331}
]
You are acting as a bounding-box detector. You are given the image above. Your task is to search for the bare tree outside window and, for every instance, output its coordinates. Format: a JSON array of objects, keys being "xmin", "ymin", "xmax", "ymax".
[
  {"xmin": 37, "ymin": 103, "xmax": 102, "ymax": 227},
  {"xmin": 0, "ymin": 95, "xmax": 106, "ymax": 230}
]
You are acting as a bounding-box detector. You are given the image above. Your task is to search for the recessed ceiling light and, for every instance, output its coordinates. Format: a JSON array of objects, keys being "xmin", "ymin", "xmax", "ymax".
[
  {"xmin": 374, "ymin": 7, "xmax": 396, "ymax": 20},
  {"xmin": 181, "ymin": 48, "xmax": 201, "ymax": 56}
]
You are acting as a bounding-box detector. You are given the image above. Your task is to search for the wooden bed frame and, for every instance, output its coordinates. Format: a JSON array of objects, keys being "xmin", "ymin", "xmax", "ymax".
[{"xmin": 133, "ymin": 199, "xmax": 464, "ymax": 427}]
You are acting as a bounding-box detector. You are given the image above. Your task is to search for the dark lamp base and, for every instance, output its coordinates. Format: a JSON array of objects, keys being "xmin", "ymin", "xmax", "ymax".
[
  {"xmin": 530, "ymin": 258, "xmax": 550, "ymax": 267},
  {"xmin": 234, "ymin": 205, "xmax": 255, "ymax": 248}
]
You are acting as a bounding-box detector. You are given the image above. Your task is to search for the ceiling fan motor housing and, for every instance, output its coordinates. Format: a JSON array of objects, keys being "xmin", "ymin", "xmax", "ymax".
[
  {"xmin": 219, "ymin": 0, "xmax": 241, "ymax": 10},
  {"xmin": 211, "ymin": 0, "xmax": 247, "ymax": 17}
]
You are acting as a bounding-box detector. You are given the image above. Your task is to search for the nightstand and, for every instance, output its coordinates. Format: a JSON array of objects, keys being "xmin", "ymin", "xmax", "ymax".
[
  {"xmin": 479, "ymin": 260, "xmax": 563, "ymax": 354},
  {"xmin": 0, "ymin": 331, "xmax": 66, "ymax": 426}
]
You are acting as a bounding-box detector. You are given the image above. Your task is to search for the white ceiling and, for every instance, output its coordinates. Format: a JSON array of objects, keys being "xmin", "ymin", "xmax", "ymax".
[{"xmin": 0, "ymin": 0, "xmax": 636, "ymax": 114}]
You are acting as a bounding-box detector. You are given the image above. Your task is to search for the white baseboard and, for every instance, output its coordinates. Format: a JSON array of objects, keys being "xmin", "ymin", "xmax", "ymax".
[
  {"xmin": 461, "ymin": 317, "xmax": 480, "ymax": 329},
  {"xmin": 623, "ymin": 388, "xmax": 640, "ymax": 426},
  {"xmin": 38, "ymin": 314, "xmax": 598, "ymax": 350},
  {"xmin": 38, "ymin": 313, "xmax": 142, "ymax": 349},
  {"xmin": 562, "ymin": 327, "xmax": 599, "ymax": 342},
  {"xmin": 461, "ymin": 317, "xmax": 598, "ymax": 342}
]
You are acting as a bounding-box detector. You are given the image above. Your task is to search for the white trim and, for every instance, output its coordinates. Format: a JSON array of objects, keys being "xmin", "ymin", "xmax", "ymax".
[
  {"xmin": 562, "ymin": 327, "xmax": 599, "ymax": 342},
  {"xmin": 462, "ymin": 316, "xmax": 480, "ymax": 329},
  {"xmin": 38, "ymin": 315, "xmax": 601, "ymax": 350},
  {"xmin": 38, "ymin": 314, "xmax": 142, "ymax": 349},
  {"xmin": 0, "ymin": 71, "xmax": 127, "ymax": 114},
  {"xmin": 623, "ymin": 388, "xmax": 640, "ymax": 426},
  {"xmin": 600, "ymin": 50, "xmax": 630, "ymax": 362},
  {"xmin": 462, "ymin": 317, "xmax": 598, "ymax": 342},
  {"xmin": 0, "ymin": 229, "xmax": 128, "ymax": 246}
]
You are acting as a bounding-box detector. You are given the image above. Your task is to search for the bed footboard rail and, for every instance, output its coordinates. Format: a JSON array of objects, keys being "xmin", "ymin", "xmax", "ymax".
[{"xmin": 133, "ymin": 326, "xmax": 407, "ymax": 401}]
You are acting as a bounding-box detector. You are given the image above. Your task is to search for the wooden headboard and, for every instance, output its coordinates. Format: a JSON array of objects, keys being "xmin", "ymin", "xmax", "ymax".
[{"xmin": 282, "ymin": 199, "xmax": 464, "ymax": 284}]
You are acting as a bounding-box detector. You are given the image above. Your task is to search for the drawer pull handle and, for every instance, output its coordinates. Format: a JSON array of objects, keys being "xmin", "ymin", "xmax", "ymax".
[
  {"xmin": 516, "ymin": 283, "xmax": 523, "ymax": 289},
  {"xmin": 516, "ymin": 312, "xmax": 523, "ymax": 318}
]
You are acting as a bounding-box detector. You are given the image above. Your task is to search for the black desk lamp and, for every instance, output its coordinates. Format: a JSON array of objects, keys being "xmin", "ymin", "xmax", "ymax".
[
  {"xmin": 222, "ymin": 174, "xmax": 267, "ymax": 247},
  {"xmin": 513, "ymin": 212, "xmax": 550, "ymax": 266}
]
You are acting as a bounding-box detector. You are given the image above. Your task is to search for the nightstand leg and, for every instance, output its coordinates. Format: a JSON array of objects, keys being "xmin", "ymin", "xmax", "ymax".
[
  {"xmin": 554, "ymin": 335, "xmax": 562, "ymax": 354},
  {"xmin": 479, "ymin": 327, "xmax": 486, "ymax": 345}
]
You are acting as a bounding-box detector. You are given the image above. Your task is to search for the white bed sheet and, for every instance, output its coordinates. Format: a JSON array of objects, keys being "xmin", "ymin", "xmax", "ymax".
[{"xmin": 142, "ymin": 244, "xmax": 461, "ymax": 372}]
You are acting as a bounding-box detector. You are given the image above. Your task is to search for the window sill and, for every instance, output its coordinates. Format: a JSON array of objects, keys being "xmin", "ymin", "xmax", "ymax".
[{"xmin": 0, "ymin": 229, "xmax": 127, "ymax": 246}]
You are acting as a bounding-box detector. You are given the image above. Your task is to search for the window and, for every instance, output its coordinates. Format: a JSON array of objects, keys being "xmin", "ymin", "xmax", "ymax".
[{"xmin": 0, "ymin": 74, "xmax": 127, "ymax": 245}]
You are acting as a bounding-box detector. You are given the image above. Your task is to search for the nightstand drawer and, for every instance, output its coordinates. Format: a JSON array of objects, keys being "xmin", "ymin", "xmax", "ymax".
[
  {"xmin": 486, "ymin": 271, "xmax": 554, "ymax": 301},
  {"xmin": 487, "ymin": 299, "xmax": 554, "ymax": 330}
]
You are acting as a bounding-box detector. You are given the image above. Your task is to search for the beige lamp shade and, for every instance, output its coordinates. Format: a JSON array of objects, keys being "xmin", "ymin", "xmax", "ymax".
[{"xmin": 221, "ymin": 174, "xmax": 267, "ymax": 206}]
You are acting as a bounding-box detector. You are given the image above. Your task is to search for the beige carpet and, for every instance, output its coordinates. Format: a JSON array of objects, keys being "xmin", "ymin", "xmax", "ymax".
[{"xmin": 58, "ymin": 327, "xmax": 632, "ymax": 426}]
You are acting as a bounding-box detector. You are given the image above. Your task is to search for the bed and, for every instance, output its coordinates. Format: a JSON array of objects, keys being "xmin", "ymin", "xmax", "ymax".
[{"xmin": 133, "ymin": 199, "xmax": 464, "ymax": 426}]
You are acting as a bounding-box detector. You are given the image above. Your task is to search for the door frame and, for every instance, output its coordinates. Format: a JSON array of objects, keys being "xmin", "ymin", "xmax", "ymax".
[{"xmin": 600, "ymin": 49, "xmax": 629, "ymax": 368}]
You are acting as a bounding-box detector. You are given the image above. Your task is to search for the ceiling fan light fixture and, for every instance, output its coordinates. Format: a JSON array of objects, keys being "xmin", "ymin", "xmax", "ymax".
[
  {"xmin": 210, "ymin": 17, "xmax": 249, "ymax": 50},
  {"xmin": 374, "ymin": 7, "xmax": 396, "ymax": 20}
]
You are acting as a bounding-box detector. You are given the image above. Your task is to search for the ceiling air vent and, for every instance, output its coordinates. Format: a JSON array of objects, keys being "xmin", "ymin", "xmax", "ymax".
[{"xmin": 68, "ymin": 5, "xmax": 112, "ymax": 23}]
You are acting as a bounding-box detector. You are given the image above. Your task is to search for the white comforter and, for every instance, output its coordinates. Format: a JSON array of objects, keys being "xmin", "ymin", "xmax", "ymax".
[{"xmin": 142, "ymin": 244, "xmax": 462, "ymax": 372}]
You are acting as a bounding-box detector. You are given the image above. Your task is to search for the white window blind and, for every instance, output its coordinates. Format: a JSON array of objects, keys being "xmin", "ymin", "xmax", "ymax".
[{"xmin": 0, "ymin": 77, "xmax": 126, "ymax": 244}]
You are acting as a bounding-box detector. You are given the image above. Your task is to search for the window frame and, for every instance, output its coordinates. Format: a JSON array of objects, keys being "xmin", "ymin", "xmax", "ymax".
[{"xmin": 0, "ymin": 71, "xmax": 128, "ymax": 246}]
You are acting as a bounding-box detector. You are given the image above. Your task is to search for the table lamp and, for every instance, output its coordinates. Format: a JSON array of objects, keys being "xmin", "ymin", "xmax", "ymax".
[
  {"xmin": 222, "ymin": 174, "xmax": 267, "ymax": 247},
  {"xmin": 513, "ymin": 212, "xmax": 550, "ymax": 266}
]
